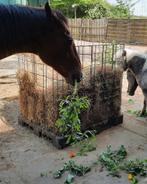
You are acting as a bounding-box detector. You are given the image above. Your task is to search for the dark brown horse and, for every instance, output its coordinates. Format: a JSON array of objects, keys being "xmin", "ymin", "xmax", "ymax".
[{"xmin": 0, "ymin": 2, "xmax": 82, "ymax": 85}]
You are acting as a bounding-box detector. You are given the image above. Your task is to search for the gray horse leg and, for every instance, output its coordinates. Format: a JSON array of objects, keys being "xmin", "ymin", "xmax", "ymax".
[{"xmin": 140, "ymin": 98, "xmax": 146, "ymax": 116}]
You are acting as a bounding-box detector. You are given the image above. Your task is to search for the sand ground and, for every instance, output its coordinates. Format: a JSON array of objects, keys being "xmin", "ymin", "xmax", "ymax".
[{"xmin": 0, "ymin": 45, "xmax": 147, "ymax": 184}]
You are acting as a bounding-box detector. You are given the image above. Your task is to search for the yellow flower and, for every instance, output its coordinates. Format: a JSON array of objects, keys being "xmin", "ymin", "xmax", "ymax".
[{"xmin": 128, "ymin": 174, "xmax": 133, "ymax": 180}]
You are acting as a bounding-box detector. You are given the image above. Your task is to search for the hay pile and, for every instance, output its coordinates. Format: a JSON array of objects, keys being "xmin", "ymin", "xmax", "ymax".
[
  {"xmin": 79, "ymin": 66, "xmax": 123, "ymax": 131},
  {"xmin": 17, "ymin": 66, "xmax": 123, "ymax": 134},
  {"xmin": 18, "ymin": 72, "xmax": 60, "ymax": 130}
]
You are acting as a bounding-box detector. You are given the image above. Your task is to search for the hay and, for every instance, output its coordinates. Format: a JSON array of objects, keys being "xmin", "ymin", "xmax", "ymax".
[
  {"xmin": 17, "ymin": 71, "xmax": 69, "ymax": 130},
  {"xmin": 79, "ymin": 66, "xmax": 123, "ymax": 130},
  {"xmin": 17, "ymin": 65, "xmax": 123, "ymax": 133}
]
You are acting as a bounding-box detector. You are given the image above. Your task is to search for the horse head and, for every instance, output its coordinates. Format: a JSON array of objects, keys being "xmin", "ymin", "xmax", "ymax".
[
  {"xmin": 38, "ymin": 3, "xmax": 82, "ymax": 85},
  {"xmin": 115, "ymin": 49, "xmax": 139, "ymax": 95}
]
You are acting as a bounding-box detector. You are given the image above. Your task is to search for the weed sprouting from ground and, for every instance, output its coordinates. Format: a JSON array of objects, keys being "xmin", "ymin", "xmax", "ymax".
[
  {"xmin": 122, "ymin": 159, "xmax": 147, "ymax": 177},
  {"xmin": 52, "ymin": 145, "xmax": 147, "ymax": 184},
  {"xmin": 98, "ymin": 146, "xmax": 147, "ymax": 183},
  {"xmin": 76, "ymin": 135, "xmax": 96, "ymax": 156},
  {"xmin": 127, "ymin": 109, "xmax": 147, "ymax": 117},
  {"xmin": 53, "ymin": 160, "xmax": 91, "ymax": 183},
  {"xmin": 128, "ymin": 99, "xmax": 134, "ymax": 105},
  {"xmin": 98, "ymin": 145, "xmax": 127, "ymax": 177}
]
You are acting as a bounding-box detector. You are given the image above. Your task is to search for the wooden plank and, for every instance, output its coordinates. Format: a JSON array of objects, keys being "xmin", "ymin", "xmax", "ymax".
[
  {"xmin": 68, "ymin": 18, "xmax": 147, "ymax": 44},
  {"xmin": 130, "ymin": 27, "xmax": 147, "ymax": 31}
]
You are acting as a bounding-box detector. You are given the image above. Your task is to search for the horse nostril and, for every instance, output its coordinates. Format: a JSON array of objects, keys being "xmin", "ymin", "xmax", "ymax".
[
  {"xmin": 79, "ymin": 73, "xmax": 83, "ymax": 81},
  {"xmin": 72, "ymin": 72, "xmax": 83, "ymax": 83}
]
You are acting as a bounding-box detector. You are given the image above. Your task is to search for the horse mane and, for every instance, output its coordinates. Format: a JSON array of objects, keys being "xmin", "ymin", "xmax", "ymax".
[
  {"xmin": 0, "ymin": 4, "xmax": 68, "ymax": 28},
  {"xmin": 0, "ymin": 4, "xmax": 68, "ymax": 57},
  {"xmin": 53, "ymin": 10, "xmax": 68, "ymax": 25}
]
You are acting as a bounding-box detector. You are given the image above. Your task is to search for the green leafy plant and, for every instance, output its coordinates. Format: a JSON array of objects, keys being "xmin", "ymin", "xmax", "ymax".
[
  {"xmin": 131, "ymin": 176, "xmax": 139, "ymax": 184},
  {"xmin": 86, "ymin": 3, "xmax": 108, "ymax": 19},
  {"xmin": 53, "ymin": 160, "xmax": 91, "ymax": 183},
  {"xmin": 105, "ymin": 43, "xmax": 118, "ymax": 64},
  {"xmin": 128, "ymin": 99, "xmax": 134, "ymax": 104},
  {"xmin": 98, "ymin": 146, "xmax": 147, "ymax": 183},
  {"xmin": 55, "ymin": 83, "xmax": 90, "ymax": 144},
  {"xmin": 123, "ymin": 159, "xmax": 147, "ymax": 184},
  {"xmin": 77, "ymin": 135, "xmax": 96, "ymax": 156},
  {"xmin": 127, "ymin": 109, "xmax": 147, "ymax": 117},
  {"xmin": 65, "ymin": 173, "xmax": 75, "ymax": 184},
  {"xmin": 98, "ymin": 145, "xmax": 127, "ymax": 177},
  {"xmin": 122, "ymin": 159, "xmax": 147, "ymax": 177},
  {"xmin": 52, "ymin": 146, "xmax": 147, "ymax": 184}
]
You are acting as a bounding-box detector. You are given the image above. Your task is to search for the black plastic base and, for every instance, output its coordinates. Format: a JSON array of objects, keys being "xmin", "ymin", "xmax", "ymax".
[{"xmin": 18, "ymin": 114, "xmax": 123, "ymax": 149}]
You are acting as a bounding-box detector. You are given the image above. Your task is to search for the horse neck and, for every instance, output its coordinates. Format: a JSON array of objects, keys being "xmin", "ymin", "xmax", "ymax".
[{"xmin": 0, "ymin": 5, "xmax": 46, "ymax": 59}]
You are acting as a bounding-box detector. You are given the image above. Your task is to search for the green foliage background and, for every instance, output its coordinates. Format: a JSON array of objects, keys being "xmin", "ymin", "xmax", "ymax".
[
  {"xmin": 2, "ymin": 0, "xmax": 136, "ymax": 19},
  {"xmin": 50, "ymin": 0, "xmax": 136, "ymax": 19}
]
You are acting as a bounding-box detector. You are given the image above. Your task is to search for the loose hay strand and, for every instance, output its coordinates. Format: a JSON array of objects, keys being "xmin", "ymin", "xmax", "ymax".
[{"xmin": 73, "ymin": 81, "xmax": 78, "ymax": 96}]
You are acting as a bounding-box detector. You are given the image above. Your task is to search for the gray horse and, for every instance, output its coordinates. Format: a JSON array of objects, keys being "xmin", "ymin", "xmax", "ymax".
[{"xmin": 117, "ymin": 48, "xmax": 147, "ymax": 116}]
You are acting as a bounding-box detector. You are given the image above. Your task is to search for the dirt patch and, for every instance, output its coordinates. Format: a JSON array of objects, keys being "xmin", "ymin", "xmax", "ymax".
[{"xmin": 0, "ymin": 47, "xmax": 147, "ymax": 184}]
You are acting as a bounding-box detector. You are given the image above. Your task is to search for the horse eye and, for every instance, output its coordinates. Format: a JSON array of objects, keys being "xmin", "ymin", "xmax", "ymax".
[
  {"xmin": 66, "ymin": 35, "xmax": 73, "ymax": 45},
  {"xmin": 65, "ymin": 31, "xmax": 70, "ymax": 35}
]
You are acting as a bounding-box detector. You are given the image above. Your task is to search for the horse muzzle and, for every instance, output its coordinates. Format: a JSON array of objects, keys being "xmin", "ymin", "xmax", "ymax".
[
  {"xmin": 72, "ymin": 72, "xmax": 83, "ymax": 82},
  {"xmin": 67, "ymin": 72, "xmax": 83, "ymax": 86}
]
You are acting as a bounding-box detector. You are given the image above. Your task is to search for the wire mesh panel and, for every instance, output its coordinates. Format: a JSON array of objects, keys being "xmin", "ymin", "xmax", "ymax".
[
  {"xmin": 17, "ymin": 42, "xmax": 124, "ymax": 143},
  {"xmin": 18, "ymin": 42, "xmax": 124, "ymax": 88}
]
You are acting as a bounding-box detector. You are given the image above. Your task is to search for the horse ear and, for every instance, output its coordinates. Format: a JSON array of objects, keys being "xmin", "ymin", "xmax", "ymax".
[
  {"xmin": 121, "ymin": 50, "xmax": 128, "ymax": 71},
  {"xmin": 45, "ymin": 2, "xmax": 52, "ymax": 18}
]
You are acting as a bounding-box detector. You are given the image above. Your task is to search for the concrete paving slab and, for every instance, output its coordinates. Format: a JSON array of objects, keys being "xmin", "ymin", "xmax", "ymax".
[
  {"xmin": 139, "ymin": 177, "xmax": 147, "ymax": 184},
  {"xmin": 123, "ymin": 114, "xmax": 147, "ymax": 138},
  {"xmin": 1, "ymin": 124, "xmax": 146, "ymax": 184}
]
